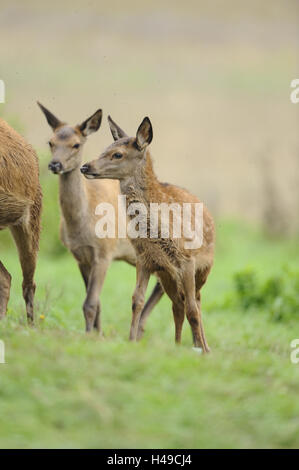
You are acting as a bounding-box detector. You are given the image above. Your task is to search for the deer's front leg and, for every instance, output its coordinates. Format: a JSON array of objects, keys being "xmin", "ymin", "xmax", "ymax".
[
  {"xmin": 130, "ymin": 262, "xmax": 150, "ymax": 341},
  {"xmin": 0, "ymin": 261, "xmax": 11, "ymax": 318},
  {"xmin": 83, "ymin": 259, "xmax": 110, "ymax": 333}
]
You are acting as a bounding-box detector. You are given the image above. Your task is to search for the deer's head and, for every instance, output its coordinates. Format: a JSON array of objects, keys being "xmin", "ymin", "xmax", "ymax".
[
  {"xmin": 38, "ymin": 102, "xmax": 102, "ymax": 175},
  {"xmin": 81, "ymin": 116, "xmax": 152, "ymax": 180}
]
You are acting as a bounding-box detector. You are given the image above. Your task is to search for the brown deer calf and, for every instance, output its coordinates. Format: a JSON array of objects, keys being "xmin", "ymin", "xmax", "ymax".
[
  {"xmin": 81, "ymin": 116, "xmax": 215, "ymax": 352},
  {"xmin": 38, "ymin": 104, "xmax": 163, "ymax": 333},
  {"xmin": 0, "ymin": 118, "xmax": 42, "ymax": 322}
]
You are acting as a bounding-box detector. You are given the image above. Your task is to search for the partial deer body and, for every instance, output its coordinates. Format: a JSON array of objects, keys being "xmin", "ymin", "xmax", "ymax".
[
  {"xmin": 0, "ymin": 118, "xmax": 42, "ymax": 322},
  {"xmin": 82, "ymin": 116, "xmax": 214, "ymax": 351},
  {"xmin": 38, "ymin": 103, "xmax": 163, "ymax": 333}
]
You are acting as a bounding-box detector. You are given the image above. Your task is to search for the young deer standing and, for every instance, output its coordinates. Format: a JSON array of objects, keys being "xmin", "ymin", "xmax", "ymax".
[
  {"xmin": 38, "ymin": 103, "xmax": 163, "ymax": 333},
  {"xmin": 0, "ymin": 118, "xmax": 42, "ymax": 322},
  {"xmin": 81, "ymin": 116, "xmax": 215, "ymax": 352}
]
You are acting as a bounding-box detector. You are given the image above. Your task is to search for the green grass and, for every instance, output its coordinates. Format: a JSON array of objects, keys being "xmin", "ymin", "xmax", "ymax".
[{"xmin": 0, "ymin": 221, "xmax": 299, "ymax": 449}]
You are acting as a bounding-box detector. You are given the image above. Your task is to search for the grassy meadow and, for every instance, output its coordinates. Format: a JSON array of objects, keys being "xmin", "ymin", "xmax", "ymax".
[
  {"xmin": 0, "ymin": 0, "xmax": 299, "ymax": 449},
  {"xmin": 0, "ymin": 216, "xmax": 299, "ymax": 448}
]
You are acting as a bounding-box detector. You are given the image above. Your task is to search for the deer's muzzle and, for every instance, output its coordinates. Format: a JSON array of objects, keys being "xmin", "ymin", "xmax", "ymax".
[{"xmin": 48, "ymin": 161, "xmax": 63, "ymax": 174}]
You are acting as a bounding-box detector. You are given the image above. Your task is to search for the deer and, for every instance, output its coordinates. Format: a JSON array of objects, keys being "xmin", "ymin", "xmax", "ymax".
[
  {"xmin": 81, "ymin": 116, "xmax": 215, "ymax": 352},
  {"xmin": 0, "ymin": 118, "xmax": 42, "ymax": 322},
  {"xmin": 38, "ymin": 103, "xmax": 163, "ymax": 334}
]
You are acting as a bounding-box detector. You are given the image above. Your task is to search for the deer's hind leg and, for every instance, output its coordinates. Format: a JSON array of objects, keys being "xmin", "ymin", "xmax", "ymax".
[
  {"xmin": 0, "ymin": 261, "xmax": 12, "ymax": 318},
  {"xmin": 181, "ymin": 260, "xmax": 210, "ymax": 353},
  {"xmin": 83, "ymin": 257, "xmax": 110, "ymax": 333},
  {"xmin": 10, "ymin": 222, "xmax": 39, "ymax": 325},
  {"xmin": 155, "ymin": 272, "xmax": 185, "ymax": 344},
  {"xmin": 172, "ymin": 301, "xmax": 185, "ymax": 344},
  {"xmin": 195, "ymin": 291, "xmax": 210, "ymax": 352},
  {"xmin": 137, "ymin": 282, "xmax": 164, "ymax": 340},
  {"xmin": 194, "ymin": 267, "xmax": 211, "ymax": 351},
  {"xmin": 79, "ymin": 261, "xmax": 100, "ymax": 332}
]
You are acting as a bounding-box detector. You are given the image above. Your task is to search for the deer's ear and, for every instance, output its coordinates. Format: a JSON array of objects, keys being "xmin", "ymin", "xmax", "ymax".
[
  {"xmin": 79, "ymin": 109, "xmax": 102, "ymax": 137},
  {"xmin": 108, "ymin": 115, "xmax": 128, "ymax": 141},
  {"xmin": 37, "ymin": 101, "xmax": 62, "ymax": 131},
  {"xmin": 136, "ymin": 117, "xmax": 153, "ymax": 150}
]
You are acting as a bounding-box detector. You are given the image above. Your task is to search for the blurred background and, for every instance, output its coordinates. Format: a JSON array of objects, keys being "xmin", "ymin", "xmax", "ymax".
[
  {"xmin": 0, "ymin": 0, "xmax": 299, "ymax": 449},
  {"xmin": 0, "ymin": 0, "xmax": 298, "ymax": 242}
]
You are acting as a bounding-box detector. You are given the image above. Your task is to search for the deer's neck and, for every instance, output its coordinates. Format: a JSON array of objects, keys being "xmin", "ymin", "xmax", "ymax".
[
  {"xmin": 58, "ymin": 165, "xmax": 88, "ymax": 227},
  {"xmin": 120, "ymin": 152, "xmax": 159, "ymax": 208}
]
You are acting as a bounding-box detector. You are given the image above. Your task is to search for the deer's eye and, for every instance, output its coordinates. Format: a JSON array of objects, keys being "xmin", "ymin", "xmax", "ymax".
[
  {"xmin": 112, "ymin": 152, "xmax": 123, "ymax": 160},
  {"xmin": 48, "ymin": 141, "xmax": 54, "ymax": 149},
  {"xmin": 73, "ymin": 143, "xmax": 80, "ymax": 149}
]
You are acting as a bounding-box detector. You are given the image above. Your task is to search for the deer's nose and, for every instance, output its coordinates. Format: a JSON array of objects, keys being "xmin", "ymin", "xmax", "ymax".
[
  {"xmin": 80, "ymin": 164, "xmax": 90, "ymax": 174},
  {"xmin": 48, "ymin": 161, "xmax": 62, "ymax": 173}
]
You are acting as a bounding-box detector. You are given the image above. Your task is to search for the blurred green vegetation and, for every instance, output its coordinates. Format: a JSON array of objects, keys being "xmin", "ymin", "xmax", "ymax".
[{"xmin": 231, "ymin": 268, "xmax": 299, "ymax": 321}]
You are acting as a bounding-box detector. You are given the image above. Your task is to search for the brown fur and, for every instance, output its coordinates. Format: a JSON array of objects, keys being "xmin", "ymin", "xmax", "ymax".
[
  {"xmin": 0, "ymin": 118, "xmax": 42, "ymax": 321},
  {"xmin": 83, "ymin": 117, "xmax": 215, "ymax": 351},
  {"xmin": 38, "ymin": 104, "xmax": 163, "ymax": 333}
]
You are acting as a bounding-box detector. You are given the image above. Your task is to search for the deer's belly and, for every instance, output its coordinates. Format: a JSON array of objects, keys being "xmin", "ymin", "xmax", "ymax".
[
  {"xmin": 61, "ymin": 221, "xmax": 116, "ymax": 266},
  {"xmin": 71, "ymin": 245, "xmax": 97, "ymax": 266},
  {"xmin": 0, "ymin": 192, "xmax": 29, "ymax": 227},
  {"xmin": 113, "ymin": 238, "xmax": 136, "ymax": 266}
]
